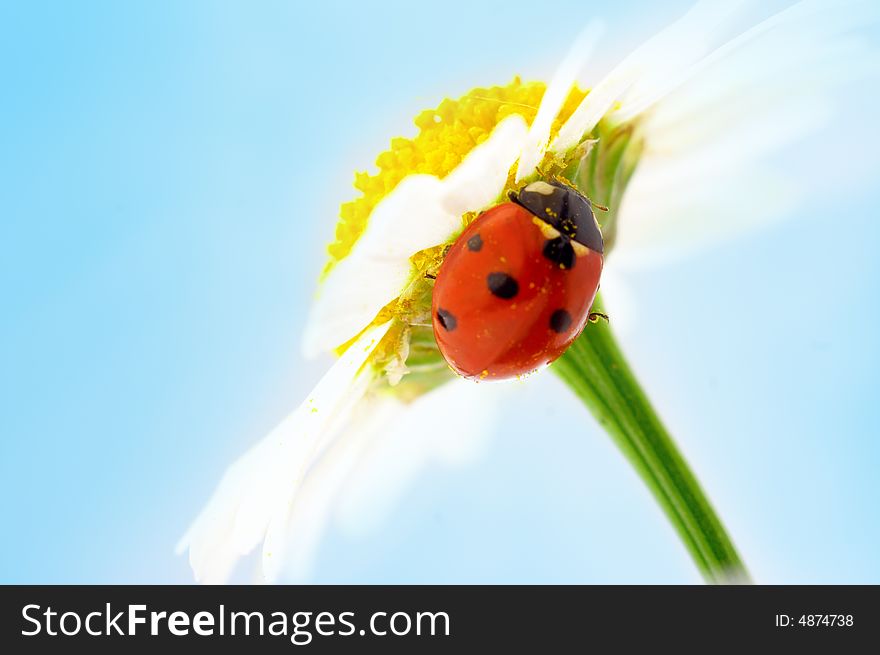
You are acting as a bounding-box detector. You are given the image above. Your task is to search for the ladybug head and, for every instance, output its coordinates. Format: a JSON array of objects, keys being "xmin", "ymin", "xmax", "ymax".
[{"xmin": 511, "ymin": 180, "xmax": 604, "ymax": 254}]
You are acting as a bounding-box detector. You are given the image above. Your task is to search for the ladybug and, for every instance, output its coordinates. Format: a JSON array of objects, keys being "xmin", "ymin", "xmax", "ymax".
[{"xmin": 431, "ymin": 180, "xmax": 604, "ymax": 380}]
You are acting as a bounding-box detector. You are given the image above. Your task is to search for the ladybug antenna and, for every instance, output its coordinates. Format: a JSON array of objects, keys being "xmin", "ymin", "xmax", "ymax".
[{"xmin": 592, "ymin": 201, "xmax": 609, "ymax": 212}]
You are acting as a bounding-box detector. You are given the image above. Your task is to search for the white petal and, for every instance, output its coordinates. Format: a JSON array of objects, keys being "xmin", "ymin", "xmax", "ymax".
[
  {"xmin": 303, "ymin": 114, "xmax": 529, "ymax": 357},
  {"xmin": 515, "ymin": 21, "xmax": 605, "ymax": 182},
  {"xmin": 256, "ymin": 379, "xmax": 514, "ymax": 582},
  {"xmin": 612, "ymin": 0, "xmax": 880, "ymax": 266},
  {"xmin": 259, "ymin": 377, "xmax": 511, "ymax": 582},
  {"xmin": 334, "ymin": 378, "xmax": 509, "ymax": 539},
  {"xmin": 302, "ymin": 175, "xmax": 452, "ymax": 358},
  {"xmin": 605, "ymin": 0, "xmax": 746, "ymax": 124},
  {"xmin": 443, "ymin": 114, "xmax": 529, "ymax": 214},
  {"xmin": 176, "ymin": 321, "xmax": 391, "ymax": 584},
  {"xmin": 261, "ymin": 378, "xmax": 511, "ymax": 581},
  {"xmin": 612, "ymin": 0, "xmax": 878, "ymax": 124},
  {"xmin": 275, "ymin": 395, "xmax": 404, "ymax": 581},
  {"xmin": 550, "ymin": 1, "xmax": 744, "ymax": 154}
]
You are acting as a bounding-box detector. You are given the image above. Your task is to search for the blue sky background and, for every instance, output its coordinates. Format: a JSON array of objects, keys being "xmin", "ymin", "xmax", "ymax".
[{"xmin": 2, "ymin": 0, "xmax": 878, "ymax": 584}]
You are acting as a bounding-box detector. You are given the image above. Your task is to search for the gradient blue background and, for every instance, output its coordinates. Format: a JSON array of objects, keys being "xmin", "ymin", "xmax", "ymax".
[{"xmin": 2, "ymin": 0, "xmax": 878, "ymax": 584}]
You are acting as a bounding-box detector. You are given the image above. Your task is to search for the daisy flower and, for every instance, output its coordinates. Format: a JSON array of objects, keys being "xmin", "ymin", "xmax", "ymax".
[{"xmin": 177, "ymin": 0, "xmax": 878, "ymax": 584}]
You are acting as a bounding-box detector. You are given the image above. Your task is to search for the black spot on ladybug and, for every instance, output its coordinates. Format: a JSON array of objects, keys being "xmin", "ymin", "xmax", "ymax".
[
  {"xmin": 549, "ymin": 309, "xmax": 572, "ymax": 333},
  {"xmin": 543, "ymin": 237, "xmax": 575, "ymax": 269},
  {"xmin": 487, "ymin": 272, "xmax": 519, "ymax": 299},
  {"xmin": 436, "ymin": 308, "xmax": 457, "ymax": 331},
  {"xmin": 467, "ymin": 233, "xmax": 483, "ymax": 252}
]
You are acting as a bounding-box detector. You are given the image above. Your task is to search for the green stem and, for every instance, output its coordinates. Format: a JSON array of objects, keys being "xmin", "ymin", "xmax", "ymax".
[{"xmin": 552, "ymin": 294, "xmax": 750, "ymax": 584}]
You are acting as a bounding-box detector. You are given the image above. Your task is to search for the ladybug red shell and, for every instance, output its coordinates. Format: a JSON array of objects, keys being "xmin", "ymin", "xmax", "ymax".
[{"xmin": 431, "ymin": 180, "xmax": 604, "ymax": 380}]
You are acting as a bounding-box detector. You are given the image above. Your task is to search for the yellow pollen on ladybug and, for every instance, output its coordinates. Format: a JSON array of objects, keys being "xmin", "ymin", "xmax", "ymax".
[{"xmin": 326, "ymin": 78, "xmax": 589, "ymax": 274}]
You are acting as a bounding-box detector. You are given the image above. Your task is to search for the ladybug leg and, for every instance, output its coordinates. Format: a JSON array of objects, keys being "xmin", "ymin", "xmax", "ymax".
[
  {"xmin": 424, "ymin": 272, "xmax": 436, "ymax": 280},
  {"xmin": 588, "ymin": 311, "xmax": 609, "ymax": 324}
]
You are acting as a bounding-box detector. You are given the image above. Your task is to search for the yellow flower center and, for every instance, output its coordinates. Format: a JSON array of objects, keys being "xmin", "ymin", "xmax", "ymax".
[{"xmin": 326, "ymin": 77, "xmax": 588, "ymax": 273}]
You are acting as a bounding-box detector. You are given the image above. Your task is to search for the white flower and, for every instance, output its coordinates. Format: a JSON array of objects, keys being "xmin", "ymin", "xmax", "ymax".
[{"xmin": 177, "ymin": 0, "xmax": 878, "ymax": 583}]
